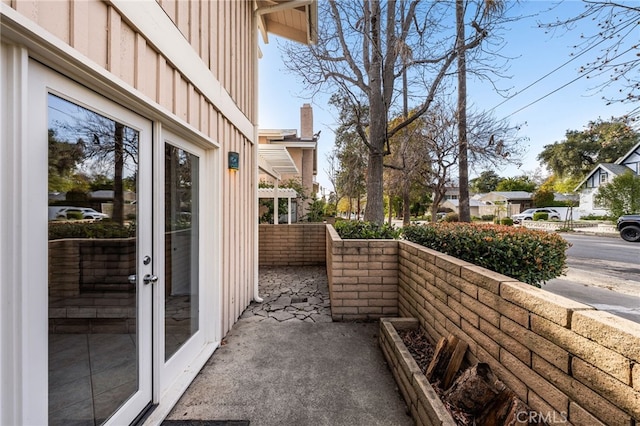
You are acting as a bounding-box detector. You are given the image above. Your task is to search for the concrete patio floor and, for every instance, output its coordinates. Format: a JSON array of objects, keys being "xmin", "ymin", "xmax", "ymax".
[{"xmin": 164, "ymin": 266, "xmax": 413, "ymax": 426}]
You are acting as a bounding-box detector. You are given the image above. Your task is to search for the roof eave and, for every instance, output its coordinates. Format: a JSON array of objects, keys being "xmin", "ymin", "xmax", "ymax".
[{"xmin": 256, "ymin": 1, "xmax": 318, "ymax": 45}]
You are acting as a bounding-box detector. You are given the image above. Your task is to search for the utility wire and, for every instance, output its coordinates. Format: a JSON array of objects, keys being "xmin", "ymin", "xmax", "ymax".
[
  {"xmin": 487, "ymin": 15, "xmax": 638, "ymax": 115},
  {"xmin": 502, "ymin": 45, "xmax": 638, "ymax": 120}
]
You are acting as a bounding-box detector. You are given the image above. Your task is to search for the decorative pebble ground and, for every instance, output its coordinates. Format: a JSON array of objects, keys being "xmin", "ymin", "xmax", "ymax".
[{"xmin": 240, "ymin": 266, "xmax": 332, "ymax": 323}]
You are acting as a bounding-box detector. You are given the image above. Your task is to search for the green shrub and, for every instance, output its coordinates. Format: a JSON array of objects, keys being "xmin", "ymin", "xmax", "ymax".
[
  {"xmin": 49, "ymin": 222, "xmax": 135, "ymax": 240},
  {"xmin": 334, "ymin": 220, "xmax": 401, "ymax": 240},
  {"xmin": 305, "ymin": 199, "xmax": 325, "ymax": 222},
  {"xmin": 443, "ymin": 212, "xmax": 459, "ymax": 222},
  {"xmin": 500, "ymin": 217, "xmax": 514, "ymax": 226},
  {"xmin": 579, "ymin": 214, "xmax": 614, "ymax": 221},
  {"xmin": 402, "ymin": 223, "xmax": 569, "ymax": 287},
  {"xmin": 66, "ymin": 211, "xmax": 84, "ymax": 220},
  {"xmin": 533, "ymin": 212, "xmax": 549, "ymax": 221},
  {"xmin": 481, "ymin": 215, "xmax": 495, "ymax": 221}
]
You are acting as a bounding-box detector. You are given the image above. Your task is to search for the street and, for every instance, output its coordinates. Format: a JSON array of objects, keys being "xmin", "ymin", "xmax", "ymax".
[{"xmin": 545, "ymin": 233, "xmax": 640, "ymax": 322}]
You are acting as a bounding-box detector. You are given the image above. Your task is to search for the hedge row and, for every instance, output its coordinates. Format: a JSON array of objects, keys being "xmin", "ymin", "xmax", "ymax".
[
  {"xmin": 402, "ymin": 223, "xmax": 569, "ymax": 287},
  {"xmin": 333, "ymin": 220, "xmax": 402, "ymax": 240},
  {"xmin": 49, "ymin": 222, "xmax": 135, "ymax": 240}
]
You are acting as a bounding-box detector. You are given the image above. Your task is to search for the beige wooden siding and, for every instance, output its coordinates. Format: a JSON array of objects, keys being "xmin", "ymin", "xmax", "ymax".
[
  {"xmin": 13, "ymin": 0, "xmax": 255, "ymax": 126},
  {"xmin": 219, "ymin": 117, "xmax": 255, "ymax": 334},
  {"xmin": 158, "ymin": 0, "xmax": 255, "ymax": 121},
  {"xmin": 7, "ymin": 0, "xmax": 258, "ymax": 336}
]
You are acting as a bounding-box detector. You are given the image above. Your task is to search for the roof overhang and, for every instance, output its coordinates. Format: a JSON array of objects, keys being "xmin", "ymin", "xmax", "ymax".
[
  {"xmin": 269, "ymin": 140, "xmax": 317, "ymax": 148},
  {"xmin": 258, "ymin": 144, "xmax": 299, "ymax": 180},
  {"xmin": 259, "ymin": 129, "xmax": 298, "ymax": 140},
  {"xmin": 256, "ymin": 0, "xmax": 318, "ymax": 45}
]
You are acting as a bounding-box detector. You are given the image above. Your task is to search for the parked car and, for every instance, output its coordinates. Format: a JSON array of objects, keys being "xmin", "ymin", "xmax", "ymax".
[
  {"xmin": 511, "ymin": 208, "xmax": 561, "ymax": 224},
  {"xmin": 48, "ymin": 206, "xmax": 73, "ymax": 220},
  {"xmin": 617, "ymin": 215, "xmax": 640, "ymax": 242},
  {"xmin": 55, "ymin": 207, "xmax": 109, "ymax": 220}
]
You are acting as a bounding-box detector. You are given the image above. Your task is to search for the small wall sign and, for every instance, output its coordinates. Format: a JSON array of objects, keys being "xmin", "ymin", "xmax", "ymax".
[{"xmin": 228, "ymin": 151, "xmax": 239, "ymax": 170}]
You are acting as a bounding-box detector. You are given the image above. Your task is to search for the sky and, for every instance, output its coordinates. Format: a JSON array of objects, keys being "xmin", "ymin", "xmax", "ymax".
[{"xmin": 257, "ymin": 1, "xmax": 638, "ymax": 195}]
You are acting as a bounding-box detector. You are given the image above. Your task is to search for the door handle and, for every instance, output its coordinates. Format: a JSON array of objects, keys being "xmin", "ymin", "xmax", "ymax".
[
  {"xmin": 143, "ymin": 274, "xmax": 159, "ymax": 285},
  {"xmin": 128, "ymin": 274, "xmax": 137, "ymax": 284}
]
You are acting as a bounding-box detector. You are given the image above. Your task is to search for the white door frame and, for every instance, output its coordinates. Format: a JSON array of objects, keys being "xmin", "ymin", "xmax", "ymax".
[
  {"xmin": 2, "ymin": 45, "xmax": 221, "ymax": 425},
  {"xmin": 29, "ymin": 60, "xmax": 154, "ymax": 426},
  {"xmin": 155, "ymin": 130, "xmax": 207, "ymax": 394}
]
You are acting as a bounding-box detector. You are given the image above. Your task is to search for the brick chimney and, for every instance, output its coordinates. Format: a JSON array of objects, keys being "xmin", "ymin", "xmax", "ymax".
[{"xmin": 300, "ymin": 103, "xmax": 313, "ymax": 139}]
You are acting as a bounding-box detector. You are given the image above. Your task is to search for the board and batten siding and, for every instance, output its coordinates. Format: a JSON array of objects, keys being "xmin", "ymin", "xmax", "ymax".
[{"xmin": 6, "ymin": 0, "xmax": 258, "ymax": 335}]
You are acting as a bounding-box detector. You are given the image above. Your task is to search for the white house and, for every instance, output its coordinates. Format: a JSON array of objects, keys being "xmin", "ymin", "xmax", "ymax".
[{"xmin": 574, "ymin": 141, "xmax": 640, "ymax": 216}]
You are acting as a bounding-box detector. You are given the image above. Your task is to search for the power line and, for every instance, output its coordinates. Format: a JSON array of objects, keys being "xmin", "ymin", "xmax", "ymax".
[
  {"xmin": 487, "ymin": 15, "xmax": 638, "ymax": 115},
  {"xmin": 502, "ymin": 44, "xmax": 638, "ymax": 120}
]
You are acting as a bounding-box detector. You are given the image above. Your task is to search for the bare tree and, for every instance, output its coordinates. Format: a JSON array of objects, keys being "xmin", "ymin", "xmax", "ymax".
[
  {"xmin": 325, "ymin": 148, "xmax": 341, "ymax": 213},
  {"xmin": 56, "ymin": 106, "xmax": 138, "ymax": 224},
  {"xmin": 330, "ymin": 92, "xmax": 368, "ymax": 218},
  {"xmin": 282, "ymin": 0, "xmax": 508, "ymax": 224},
  {"xmin": 457, "ymin": 0, "xmax": 506, "ymax": 222},
  {"xmin": 385, "ymin": 112, "xmax": 432, "ymax": 225},
  {"xmin": 421, "ymin": 102, "xmax": 525, "ymax": 221},
  {"xmin": 542, "ymin": 1, "xmax": 640, "ymax": 117}
]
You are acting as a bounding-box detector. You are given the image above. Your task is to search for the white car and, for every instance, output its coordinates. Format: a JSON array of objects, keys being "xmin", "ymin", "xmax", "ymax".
[
  {"xmin": 55, "ymin": 207, "xmax": 109, "ymax": 220},
  {"xmin": 511, "ymin": 208, "xmax": 560, "ymax": 224}
]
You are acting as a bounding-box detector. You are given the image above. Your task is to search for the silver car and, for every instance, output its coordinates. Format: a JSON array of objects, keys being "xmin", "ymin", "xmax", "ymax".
[
  {"xmin": 511, "ymin": 208, "xmax": 560, "ymax": 224},
  {"xmin": 55, "ymin": 207, "xmax": 109, "ymax": 220}
]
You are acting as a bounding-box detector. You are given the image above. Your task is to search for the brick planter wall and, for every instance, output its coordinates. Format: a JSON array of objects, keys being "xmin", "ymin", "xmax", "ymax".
[
  {"xmin": 49, "ymin": 238, "xmax": 136, "ymax": 297},
  {"xmin": 326, "ymin": 225, "xmax": 399, "ymax": 321},
  {"xmin": 259, "ymin": 224, "xmax": 326, "ymax": 266},
  {"xmin": 48, "ymin": 237, "xmax": 137, "ymax": 333},
  {"xmin": 379, "ymin": 317, "xmax": 456, "ymax": 426},
  {"xmin": 397, "ymin": 240, "xmax": 640, "ymax": 425},
  {"xmin": 324, "ymin": 229, "xmax": 640, "ymax": 424}
]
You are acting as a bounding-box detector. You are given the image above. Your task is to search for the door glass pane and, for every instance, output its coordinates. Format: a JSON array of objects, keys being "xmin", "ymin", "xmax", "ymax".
[
  {"xmin": 165, "ymin": 144, "xmax": 200, "ymax": 360},
  {"xmin": 48, "ymin": 94, "xmax": 139, "ymax": 425}
]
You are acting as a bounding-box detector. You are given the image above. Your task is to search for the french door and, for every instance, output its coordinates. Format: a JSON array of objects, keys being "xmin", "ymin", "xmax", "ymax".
[
  {"xmin": 158, "ymin": 132, "xmax": 205, "ymax": 395},
  {"xmin": 36, "ymin": 62, "xmax": 154, "ymax": 426},
  {"xmin": 30, "ymin": 59, "xmax": 209, "ymax": 426}
]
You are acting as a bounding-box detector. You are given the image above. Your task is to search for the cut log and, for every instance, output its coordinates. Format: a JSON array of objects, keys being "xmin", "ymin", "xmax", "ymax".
[
  {"xmin": 444, "ymin": 363, "xmax": 504, "ymax": 415},
  {"xmin": 475, "ymin": 388, "xmax": 517, "ymax": 426},
  {"xmin": 425, "ymin": 334, "xmax": 458, "ymax": 383},
  {"xmin": 442, "ymin": 338, "xmax": 468, "ymax": 389},
  {"xmin": 425, "ymin": 336, "xmax": 448, "ymax": 381}
]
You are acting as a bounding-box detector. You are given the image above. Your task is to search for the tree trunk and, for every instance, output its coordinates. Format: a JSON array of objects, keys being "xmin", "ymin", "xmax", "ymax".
[
  {"xmin": 113, "ymin": 123, "xmax": 125, "ymax": 225},
  {"xmin": 364, "ymin": 0, "xmax": 386, "ymax": 225},
  {"xmin": 402, "ymin": 178, "xmax": 410, "ymax": 226},
  {"xmin": 457, "ymin": 0, "xmax": 471, "ymax": 222},
  {"xmin": 365, "ymin": 151, "xmax": 385, "ymax": 224}
]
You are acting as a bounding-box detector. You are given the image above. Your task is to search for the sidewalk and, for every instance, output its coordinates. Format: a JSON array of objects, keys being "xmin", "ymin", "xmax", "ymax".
[{"xmin": 164, "ymin": 266, "xmax": 413, "ymax": 426}]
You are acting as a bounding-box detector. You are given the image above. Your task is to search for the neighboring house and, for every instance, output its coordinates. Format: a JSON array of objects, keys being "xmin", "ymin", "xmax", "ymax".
[
  {"xmin": 441, "ymin": 198, "xmax": 485, "ymax": 218},
  {"xmin": 1, "ymin": 2, "xmax": 316, "ymax": 425},
  {"xmin": 574, "ymin": 141, "xmax": 640, "ymax": 215},
  {"xmin": 476, "ymin": 191, "xmax": 534, "ymax": 212},
  {"xmin": 443, "ymin": 187, "xmax": 459, "ymax": 201},
  {"xmin": 444, "ymin": 191, "xmax": 532, "ymax": 218},
  {"xmin": 441, "ymin": 188, "xmax": 533, "ymax": 217},
  {"xmin": 258, "ymin": 104, "xmax": 319, "ymax": 222}
]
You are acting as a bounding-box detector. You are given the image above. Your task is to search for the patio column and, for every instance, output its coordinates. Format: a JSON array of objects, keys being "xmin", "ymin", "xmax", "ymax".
[
  {"xmin": 287, "ymin": 197, "xmax": 292, "ymax": 224},
  {"xmin": 273, "ymin": 181, "xmax": 279, "ymax": 225}
]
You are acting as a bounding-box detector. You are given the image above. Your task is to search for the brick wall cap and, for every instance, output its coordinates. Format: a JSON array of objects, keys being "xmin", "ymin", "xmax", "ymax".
[
  {"xmin": 501, "ymin": 281, "xmax": 594, "ymax": 327},
  {"xmin": 572, "ymin": 310, "xmax": 640, "ymax": 362}
]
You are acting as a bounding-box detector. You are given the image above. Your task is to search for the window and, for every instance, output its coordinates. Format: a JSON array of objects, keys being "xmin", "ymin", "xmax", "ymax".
[{"xmin": 599, "ymin": 173, "xmax": 608, "ymax": 184}]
